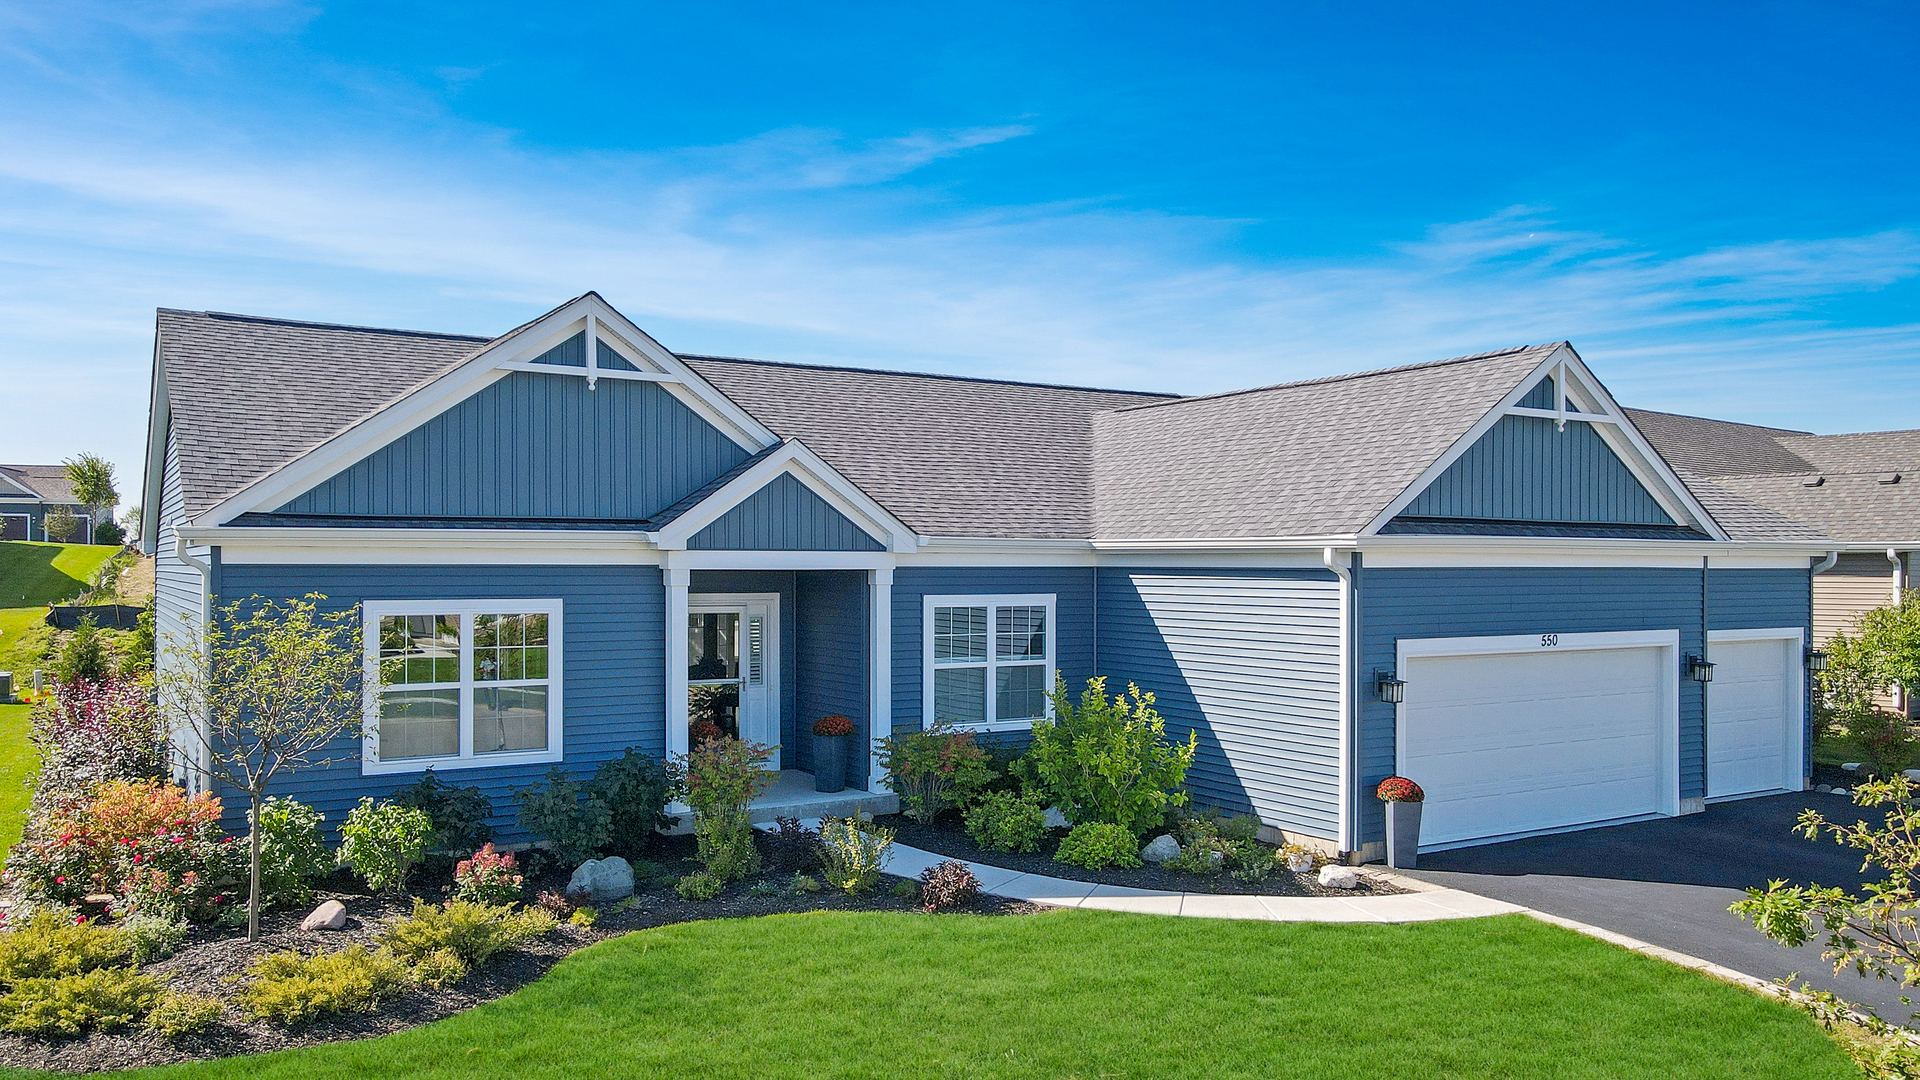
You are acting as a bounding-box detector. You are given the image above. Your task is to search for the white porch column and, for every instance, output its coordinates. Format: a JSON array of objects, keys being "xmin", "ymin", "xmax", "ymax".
[
  {"xmin": 664, "ymin": 566, "xmax": 690, "ymax": 763},
  {"xmin": 868, "ymin": 566, "xmax": 893, "ymax": 791}
]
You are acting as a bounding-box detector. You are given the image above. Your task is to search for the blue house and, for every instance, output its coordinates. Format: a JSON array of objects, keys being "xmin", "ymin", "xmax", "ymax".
[
  {"xmin": 140, "ymin": 294, "xmax": 1834, "ymax": 861},
  {"xmin": 1, "ymin": 466, "xmax": 93, "ymax": 542}
]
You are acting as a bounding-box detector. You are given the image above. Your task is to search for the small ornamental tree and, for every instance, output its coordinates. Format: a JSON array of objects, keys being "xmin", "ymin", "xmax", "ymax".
[
  {"xmin": 64, "ymin": 453, "xmax": 119, "ymax": 533},
  {"xmin": 156, "ymin": 593, "xmax": 370, "ymax": 941},
  {"xmin": 42, "ymin": 506, "xmax": 78, "ymax": 543}
]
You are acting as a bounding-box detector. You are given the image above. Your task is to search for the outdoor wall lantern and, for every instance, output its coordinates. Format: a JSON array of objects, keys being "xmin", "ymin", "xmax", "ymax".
[
  {"xmin": 1687, "ymin": 654, "xmax": 1716, "ymax": 683},
  {"xmin": 1806, "ymin": 648, "xmax": 1831, "ymax": 674},
  {"xmin": 1376, "ymin": 670, "xmax": 1406, "ymax": 704}
]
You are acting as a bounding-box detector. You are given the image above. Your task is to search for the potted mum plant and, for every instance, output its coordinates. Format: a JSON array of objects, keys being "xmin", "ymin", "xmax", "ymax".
[
  {"xmin": 812, "ymin": 714, "xmax": 855, "ymax": 793},
  {"xmin": 1376, "ymin": 775, "xmax": 1424, "ymax": 869}
]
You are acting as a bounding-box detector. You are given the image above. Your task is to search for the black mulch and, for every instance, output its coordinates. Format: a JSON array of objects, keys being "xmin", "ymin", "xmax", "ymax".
[
  {"xmin": 876, "ymin": 814, "xmax": 1407, "ymax": 898},
  {"xmin": 3, "ymin": 832, "xmax": 1044, "ymax": 1074}
]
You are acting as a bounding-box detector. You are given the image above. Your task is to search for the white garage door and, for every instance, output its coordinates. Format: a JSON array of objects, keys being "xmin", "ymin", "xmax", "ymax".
[
  {"xmin": 1707, "ymin": 630, "xmax": 1803, "ymax": 799},
  {"xmin": 1399, "ymin": 631, "xmax": 1679, "ymax": 848}
]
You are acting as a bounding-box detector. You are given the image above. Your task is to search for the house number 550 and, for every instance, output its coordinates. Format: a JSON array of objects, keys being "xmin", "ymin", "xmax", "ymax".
[{"xmin": 1540, "ymin": 634, "xmax": 1560, "ymax": 647}]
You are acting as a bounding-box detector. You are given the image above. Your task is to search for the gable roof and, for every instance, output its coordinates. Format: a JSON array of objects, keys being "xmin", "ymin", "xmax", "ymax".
[
  {"xmin": 1088, "ymin": 344, "xmax": 1568, "ymax": 539},
  {"xmin": 1630, "ymin": 408, "xmax": 1920, "ymax": 545},
  {"xmin": 0, "ymin": 465, "xmax": 79, "ymax": 503}
]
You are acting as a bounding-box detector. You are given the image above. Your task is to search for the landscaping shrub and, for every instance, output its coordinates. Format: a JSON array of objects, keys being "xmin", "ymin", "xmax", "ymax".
[
  {"xmin": 819, "ymin": 816, "xmax": 893, "ymax": 894},
  {"xmin": 1053, "ymin": 822, "xmax": 1142, "ymax": 869},
  {"xmin": 674, "ymin": 871, "xmax": 723, "ymax": 901},
  {"xmin": 238, "ymin": 946, "xmax": 411, "ymax": 1024},
  {"xmin": 1212, "ymin": 813, "xmax": 1261, "ymax": 842},
  {"xmin": 0, "ymin": 911, "xmax": 133, "ymax": 983},
  {"xmin": 52, "ymin": 617, "xmax": 111, "ymax": 687},
  {"xmin": 42, "ymin": 507, "xmax": 78, "ymax": 543},
  {"xmin": 411, "ymin": 947, "xmax": 468, "ymax": 988},
  {"xmin": 568, "ymin": 906, "xmax": 597, "ymax": 927},
  {"xmin": 254, "ymin": 797, "xmax": 330, "ymax": 908},
  {"xmin": 453, "ymin": 843, "xmax": 525, "ymax": 905},
  {"xmin": 337, "ymin": 798, "xmax": 433, "ymax": 894},
  {"xmin": 92, "ymin": 520, "xmax": 126, "ymax": 547},
  {"xmin": 118, "ymin": 910, "xmax": 189, "ymax": 964},
  {"xmin": 1225, "ymin": 841, "xmax": 1277, "ymax": 885},
  {"xmin": 532, "ymin": 889, "xmax": 576, "ymax": 920},
  {"xmin": 591, "ymin": 748, "xmax": 682, "ymax": 856},
  {"xmin": 760, "ymin": 815, "xmax": 823, "ymax": 873},
  {"xmin": 1027, "ymin": 676, "xmax": 1195, "ymax": 835},
  {"xmin": 918, "ymin": 860, "xmax": 981, "ymax": 911},
  {"xmin": 145, "ymin": 991, "xmax": 222, "ymax": 1039},
  {"xmin": 963, "ymin": 791, "xmax": 1049, "ymax": 853},
  {"xmin": 119, "ymin": 601, "xmax": 154, "ymax": 678},
  {"xmin": 21, "ymin": 678, "xmax": 164, "ymax": 822},
  {"xmin": 0, "ymin": 966, "xmax": 162, "ymax": 1036},
  {"xmin": 875, "ymin": 722, "xmax": 993, "ymax": 824},
  {"xmin": 8, "ymin": 779, "xmax": 240, "ymax": 920},
  {"xmin": 394, "ymin": 771, "xmax": 494, "ymax": 859},
  {"xmin": 680, "ymin": 737, "xmax": 773, "ymax": 882},
  {"xmin": 382, "ymin": 899, "xmax": 557, "ymax": 969},
  {"xmin": 516, "ymin": 767, "xmax": 612, "ymax": 867},
  {"xmin": 1164, "ymin": 835, "xmax": 1230, "ymax": 875}
]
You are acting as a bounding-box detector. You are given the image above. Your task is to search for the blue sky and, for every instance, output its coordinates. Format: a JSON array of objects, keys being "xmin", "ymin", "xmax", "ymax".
[{"xmin": 2, "ymin": 1, "xmax": 1917, "ymax": 511}]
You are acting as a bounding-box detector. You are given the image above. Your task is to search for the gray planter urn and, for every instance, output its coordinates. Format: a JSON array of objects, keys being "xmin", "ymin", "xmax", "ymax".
[
  {"xmin": 812, "ymin": 734, "xmax": 849, "ymax": 793},
  {"xmin": 1385, "ymin": 800, "xmax": 1422, "ymax": 869}
]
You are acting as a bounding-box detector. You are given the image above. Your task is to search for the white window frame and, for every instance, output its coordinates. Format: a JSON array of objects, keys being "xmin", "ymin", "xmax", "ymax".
[
  {"xmin": 362, "ymin": 598, "xmax": 565, "ymax": 775},
  {"xmin": 922, "ymin": 593, "xmax": 1056, "ymax": 733}
]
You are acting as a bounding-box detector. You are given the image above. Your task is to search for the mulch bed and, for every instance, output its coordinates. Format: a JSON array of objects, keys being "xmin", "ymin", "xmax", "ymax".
[
  {"xmin": 877, "ymin": 814, "xmax": 1408, "ymax": 898},
  {"xmin": 2, "ymin": 832, "xmax": 1043, "ymax": 1074}
]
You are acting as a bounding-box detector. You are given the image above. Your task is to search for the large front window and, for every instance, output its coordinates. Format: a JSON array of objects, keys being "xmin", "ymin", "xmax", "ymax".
[
  {"xmin": 924, "ymin": 594, "xmax": 1055, "ymax": 731},
  {"xmin": 364, "ymin": 600, "xmax": 563, "ymax": 774}
]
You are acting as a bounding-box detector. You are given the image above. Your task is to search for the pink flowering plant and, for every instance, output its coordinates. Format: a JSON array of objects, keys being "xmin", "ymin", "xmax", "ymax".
[
  {"xmin": 453, "ymin": 843, "xmax": 525, "ymax": 904},
  {"xmin": 24, "ymin": 678, "xmax": 165, "ymax": 822},
  {"xmin": 8, "ymin": 779, "xmax": 242, "ymax": 921}
]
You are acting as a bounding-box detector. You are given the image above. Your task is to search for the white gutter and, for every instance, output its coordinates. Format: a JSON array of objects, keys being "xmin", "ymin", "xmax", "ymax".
[
  {"xmin": 1812, "ymin": 550, "xmax": 1840, "ymax": 575},
  {"xmin": 1323, "ymin": 547, "xmax": 1355, "ymax": 856}
]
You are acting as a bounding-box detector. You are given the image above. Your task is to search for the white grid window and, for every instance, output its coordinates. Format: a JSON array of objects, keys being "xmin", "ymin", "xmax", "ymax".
[
  {"xmin": 924, "ymin": 594, "xmax": 1055, "ymax": 731},
  {"xmin": 363, "ymin": 599, "xmax": 564, "ymax": 775}
]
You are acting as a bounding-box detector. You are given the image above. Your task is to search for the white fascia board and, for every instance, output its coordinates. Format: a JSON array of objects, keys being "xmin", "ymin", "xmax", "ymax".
[
  {"xmin": 184, "ymin": 525, "xmax": 661, "ymax": 566},
  {"xmin": 140, "ymin": 338, "xmax": 170, "ymax": 552},
  {"xmin": 0, "ymin": 471, "xmax": 40, "ymax": 499},
  {"xmin": 194, "ymin": 294, "xmax": 780, "ymax": 528},
  {"xmin": 1090, "ymin": 535, "xmax": 1360, "ymax": 551},
  {"xmin": 664, "ymin": 550, "xmax": 895, "ymax": 571},
  {"xmin": 1359, "ymin": 535, "xmax": 1828, "ymax": 569},
  {"xmin": 647, "ymin": 440, "xmax": 918, "ymax": 553}
]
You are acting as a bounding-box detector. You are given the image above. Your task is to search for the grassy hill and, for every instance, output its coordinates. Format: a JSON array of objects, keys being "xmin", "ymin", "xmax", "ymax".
[{"xmin": 0, "ymin": 541, "xmax": 122, "ymax": 607}]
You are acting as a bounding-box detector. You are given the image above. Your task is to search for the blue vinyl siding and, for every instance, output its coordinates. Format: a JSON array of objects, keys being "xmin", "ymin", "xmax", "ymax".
[
  {"xmin": 689, "ymin": 571, "xmax": 801, "ymax": 767},
  {"xmin": 1516, "ymin": 376, "xmax": 1555, "ymax": 409},
  {"xmin": 213, "ymin": 563, "xmax": 664, "ymax": 843},
  {"xmin": 1096, "ymin": 569, "xmax": 1343, "ymax": 841},
  {"xmin": 529, "ymin": 333, "xmax": 585, "ymax": 367},
  {"xmin": 276, "ymin": 370, "xmax": 751, "ymax": 520},
  {"xmin": 890, "ymin": 567, "xmax": 1096, "ymax": 741},
  {"xmin": 689, "ymin": 473, "xmax": 884, "ymax": 551},
  {"xmin": 1355, "ymin": 563, "xmax": 1812, "ymax": 847},
  {"xmin": 597, "ymin": 340, "xmax": 641, "ymax": 371},
  {"xmin": 795, "ymin": 571, "xmax": 870, "ymax": 784},
  {"xmin": 1400, "ymin": 415, "xmax": 1674, "ymax": 525}
]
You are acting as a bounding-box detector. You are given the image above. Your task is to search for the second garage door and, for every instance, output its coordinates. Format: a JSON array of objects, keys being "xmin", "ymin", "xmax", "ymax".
[
  {"xmin": 1398, "ymin": 631, "xmax": 1679, "ymax": 848},
  {"xmin": 1706, "ymin": 630, "xmax": 1803, "ymax": 799}
]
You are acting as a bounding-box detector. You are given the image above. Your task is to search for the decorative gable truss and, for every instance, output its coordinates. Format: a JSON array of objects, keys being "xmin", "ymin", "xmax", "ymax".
[
  {"xmin": 1365, "ymin": 344, "xmax": 1729, "ymax": 539},
  {"xmin": 195, "ymin": 293, "xmax": 785, "ymax": 528}
]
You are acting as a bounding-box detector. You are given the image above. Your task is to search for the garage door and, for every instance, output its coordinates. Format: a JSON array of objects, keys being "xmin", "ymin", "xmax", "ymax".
[
  {"xmin": 1399, "ymin": 631, "xmax": 1679, "ymax": 848},
  {"xmin": 1707, "ymin": 630, "xmax": 1803, "ymax": 799}
]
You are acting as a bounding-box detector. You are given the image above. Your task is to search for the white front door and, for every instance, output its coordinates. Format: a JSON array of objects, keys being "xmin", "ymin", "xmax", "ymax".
[
  {"xmin": 1707, "ymin": 629, "xmax": 1804, "ymax": 799},
  {"xmin": 688, "ymin": 594, "xmax": 780, "ymax": 768}
]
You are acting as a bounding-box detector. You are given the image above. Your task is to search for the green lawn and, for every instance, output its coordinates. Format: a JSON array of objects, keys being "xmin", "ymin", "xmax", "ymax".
[
  {"xmin": 46, "ymin": 910, "xmax": 1851, "ymax": 1080},
  {"xmin": 0, "ymin": 542, "xmax": 121, "ymax": 607},
  {"xmin": 0, "ymin": 704, "xmax": 31, "ymax": 863}
]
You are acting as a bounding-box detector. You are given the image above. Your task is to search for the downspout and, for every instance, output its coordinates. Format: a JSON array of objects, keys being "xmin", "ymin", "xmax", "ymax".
[
  {"xmin": 1811, "ymin": 550, "xmax": 1840, "ymax": 576},
  {"xmin": 1699, "ymin": 555, "xmax": 1711, "ymax": 806},
  {"xmin": 173, "ymin": 527, "xmax": 214, "ymax": 792},
  {"xmin": 1323, "ymin": 547, "xmax": 1355, "ymax": 857},
  {"xmin": 1894, "ymin": 549, "xmax": 1909, "ymax": 715}
]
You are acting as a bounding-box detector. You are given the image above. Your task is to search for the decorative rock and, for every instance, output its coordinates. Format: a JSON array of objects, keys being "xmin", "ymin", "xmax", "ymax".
[
  {"xmin": 1042, "ymin": 806, "xmax": 1071, "ymax": 829},
  {"xmin": 1843, "ymin": 762, "xmax": 1864, "ymax": 772},
  {"xmin": 300, "ymin": 900, "xmax": 346, "ymax": 931},
  {"xmin": 1815, "ymin": 784, "xmax": 1832, "ymax": 793},
  {"xmin": 1141, "ymin": 834, "xmax": 1182, "ymax": 865},
  {"xmin": 1832, "ymin": 788, "xmax": 1851, "ymax": 797},
  {"xmin": 566, "ymin": 856, "xmax": 636, "ymax": 904},
  {"xmin": 1318, "ymin": 865, "xmax": 1361, "ymax": 890}
]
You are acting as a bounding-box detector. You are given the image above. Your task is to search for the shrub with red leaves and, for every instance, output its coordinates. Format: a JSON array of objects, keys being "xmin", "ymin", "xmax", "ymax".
[{"xmin": 918, "ymin": 859, "xmax": 981, "ymax": 912}]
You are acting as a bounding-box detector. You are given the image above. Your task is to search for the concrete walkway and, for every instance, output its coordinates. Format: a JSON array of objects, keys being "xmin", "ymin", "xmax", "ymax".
[{"xmin": 882, "ymin": 842, "xmax": 1524, "ymax": 924}]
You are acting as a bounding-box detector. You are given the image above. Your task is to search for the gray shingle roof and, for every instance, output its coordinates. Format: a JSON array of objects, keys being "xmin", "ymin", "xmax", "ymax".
[
  {"xmin": 1089, "ymin": 344, "xmax": 1565, "ymax": 539},
  {"xmin": 1628, "ymin": 408, "xmax": 1919, "ymax": 545},
  {"xmin": 0, "ymin": 465, "xmax": 79, "ymax": 503},
  {"xmin": 681, "ymin": 356, "xmax": 1174, "ymax": 538},
  {"xmin": 157, "ymin": 309, "xmax": 491, "ymax": 516}
]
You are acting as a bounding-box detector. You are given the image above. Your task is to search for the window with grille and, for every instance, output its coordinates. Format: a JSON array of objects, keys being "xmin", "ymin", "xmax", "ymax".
[{"xmin": 925, "ymin": 594, "xmax": 1055, "ymax": 730}]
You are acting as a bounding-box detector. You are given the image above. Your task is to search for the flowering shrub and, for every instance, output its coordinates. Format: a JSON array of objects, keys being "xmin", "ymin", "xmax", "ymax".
[
  {"xmin": 876, "ymin": 722, "xmax": 993, "ymax": 824},
  {"xmin": 1375, "ymin": 776, "xmax": 1424, "ymax": 803},
  {"xmin": 454, "ymin": 843, "xmax": 525, "ymax": 904},
  {"xmin": 24, "ymin": 679, "xmax": 164, "ymax": 823},
  {"xmin": 678, "ymin": 737, "xmax": 773, "ymax": 882},
  {"xmin": 7, "ymin": 780, "xmax": 239, "ymax": 921},
  {"xmin": 918, "ymin": 860, "xmax": 980, "ymax": 911},
  {"xmin": 812, "ymin": 714, "xmax": 855, "ymax": 737}
]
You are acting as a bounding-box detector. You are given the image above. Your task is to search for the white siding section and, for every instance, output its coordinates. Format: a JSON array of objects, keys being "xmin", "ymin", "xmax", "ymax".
[{"xmin": 154, "ymin": 430, "xmax": 208, "ymax": 783}]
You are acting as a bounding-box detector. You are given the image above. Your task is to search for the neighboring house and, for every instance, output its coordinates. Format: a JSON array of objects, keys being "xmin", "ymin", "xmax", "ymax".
[
  {"xmin": 140, "ymin": 295, "xmax": 1832, "ymax": 860},
  {"xmin": 1630, "ymin": 409, "xmax": 1920, "ymax": 714},
  {"xmin": 0, "ymin": 465, "xmax": 91, "ymax": 543}
]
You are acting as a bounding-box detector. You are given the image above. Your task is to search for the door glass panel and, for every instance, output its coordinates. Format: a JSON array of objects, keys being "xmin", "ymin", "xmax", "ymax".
[{"xmin": 689, "ymin": 613, "xmax": 740, "ymax": 681}]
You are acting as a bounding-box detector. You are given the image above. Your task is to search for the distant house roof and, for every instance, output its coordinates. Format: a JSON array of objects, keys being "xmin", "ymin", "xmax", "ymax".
[
  {"xmin": 1629, "ymin": 408, "xmax": 1920, "ymax": 545},
  {"xmin": 0, "ymin": 465, "xmax": 80, "ymax": 504}
]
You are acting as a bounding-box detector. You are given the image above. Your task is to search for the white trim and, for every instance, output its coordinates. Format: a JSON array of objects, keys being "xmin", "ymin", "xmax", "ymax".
[
  {"xmin": 494, "ymin": 361, "xmax": 680, "ymax": 383},
  {"xmin": 1706, "ymin": 626, "xmax": 1808, "ymax": 798},
  {"xmin": 869, "ymin": 567, "xmax": 894, "ymax": 787},
  {"xmin": 647, "ymin": 439, "xmax": 918, "ymax": 553},
  {"xmin": 360, "ymin": 598, "xmax": 565, "ymax": 776},
  {"xmin": 921, "ymin": 592, "xmax": 1057, "ymax": 733},
  {"xmin": 1361, "ymin": 546, "xmax": 1816, "ymax": 569},
  {"xmin": 664, "ymin": 568, "xmax": 690, "ymax": 769},
  {"xmin": 1395, "ymin": 628, "xmax": 1684, "ymax": 824},
  {"xmin": 1322, "ymin": 548, "xmax": 1355, "ymax": 853},
  {"xmin": 0, "ymin": 473, "xmax": 41, "ymax": 498},
  {"xmin": 1360, "ymin": 344, "xmax": 1728, "ymax": 541},
  {"xmin": 687, "ymin": 591, "xmax": 783, "ymax": 769},
  {"xmin": 665, "ymin": 549, "xmax": 895, "ymax": 571},
  {"xmin": 202, "ymin": 528, "xmax": 660, "ymax": 566},
  {"xmin": 196, "ymin": 294, "xmax": 781, "ymax": 527}
]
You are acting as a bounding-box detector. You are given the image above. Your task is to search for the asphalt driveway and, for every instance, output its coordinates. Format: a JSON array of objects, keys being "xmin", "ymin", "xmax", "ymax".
[{"xmin": 1399, "ymin": 791, "xmax": 1912, "ymax": 1017}]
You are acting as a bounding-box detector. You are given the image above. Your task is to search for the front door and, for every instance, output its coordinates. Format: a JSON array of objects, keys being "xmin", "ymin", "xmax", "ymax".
[{"xmin": 687, "ymin": 594, "xmax": 780, "ymax": 768}]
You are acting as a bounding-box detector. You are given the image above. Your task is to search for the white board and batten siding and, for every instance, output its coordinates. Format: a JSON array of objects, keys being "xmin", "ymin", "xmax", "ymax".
[
  {"xmin": 1096, "ymin": 570, "xmax": 1343, "ymax": 843},
  {"xmin": 1395, "ymin": 630, "xmax": 1682, "ymax": 850},
  {"xmin": 153, "ymin": 431, "xmax": 211, "ymax": 787}
]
